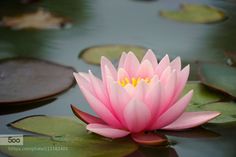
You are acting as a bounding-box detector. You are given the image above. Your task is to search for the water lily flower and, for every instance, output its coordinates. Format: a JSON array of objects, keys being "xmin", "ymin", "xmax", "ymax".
[{"xmin": 72, "ymin": 49, "xmax": 220, "ymax": 145}]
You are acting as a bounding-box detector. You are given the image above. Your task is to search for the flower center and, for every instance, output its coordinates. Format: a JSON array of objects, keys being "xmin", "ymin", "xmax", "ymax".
[{"xmin": 118, "ymin": 77, "xmax": 150, "ymax": 87}]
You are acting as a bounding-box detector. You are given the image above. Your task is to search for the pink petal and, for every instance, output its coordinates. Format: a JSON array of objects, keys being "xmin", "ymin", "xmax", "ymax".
[
  {"xmin": 170, "ymin": 65, "xmax": 190, "ymax": 105},
  {"xmin": 170, "ymin": 57, "xmax": 181, "ymax": 71},
  {"xmin": 124, "ymin": 99, "xmax": 151, "ymax": 133},
  {"xmin": 124, "ymin": 84, "xmax": 135, "ymax": 96},
  {"xmin": 155, "ymin": 55, "xmax": 170, "ymax": 76},
  {"xmin": 159, "ymin": 70, "xmax": 177, "ymax": 114},
  {"xmin": 162, "ymin": 111, "xmax": 221, "ymax": 130},
  {"xmin": 87, "ymin": 123, "xmax": 130, "ymax": 139},
  {"xmin": 123, "ymin": 51, "xmax": 140, "ymax": 77},
  {"xmin": 73, "ymin": 72, "xmax": 93, "ymax": 94},
  {"xmin": 117, "ymin": 68, "xmax": 130, "ymax": 81},
  {"xmin": 160, "ymin": 66, "xmax": 172, "ymax": 84},
  {"xmin": 137, "ymin": 60, "xmax": 154, "ymax": 78},
  {"xmin": 134, "ymin": 80, "xmax": 148, "ymax": 102},
  {"xmin": 145, "ymin": 81, "xmax": 161, "ymax": 117},
  {"xmin": 71, "ymin": 105, "xmax": 105, "ymax": 124},
  {"xmin": 80, "ymin": 86, "xmax": 123, "ymax": 128},
  {"xmin": 88, "ymin": 71, "xmax": 110, "ymax": 109},
  {"xmin": 149, "ymin": 90, "xmax": 193, "ymax": 130},
  {"xmin": 118, "ymin": 52, "xmax": 127, "ymax": 69},
  {"xmin": 132, "ymin": 132, "xmax": 168, "ymax": 145},
  {"xmin": 107, "ymin": 78, "xmax": 131, "ymax": 125},
  {"xmin": 141, "ymin": 49, "xmax": 158, "ymax": 68},
  {"xmin": 101, "ymin": 56, "xmax": 117, "ymax": 82}
]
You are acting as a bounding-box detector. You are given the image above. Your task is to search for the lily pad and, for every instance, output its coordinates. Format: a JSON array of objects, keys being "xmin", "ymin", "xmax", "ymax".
[
  {"xmin": 200, "ymin": 102, "xmax": 236, "ymax": 123},
  {"xmin": 79, "ymin": 44, "xmax": 146, "ymax": 65},
  {"xmin": 160, "ymin": 3, "xmax": 227, "ymax": 24},
  {"xmin": 0, "ymin": 116, "xmax": 137, "ymax": 157},
  {"xmin": 0, "ymin": 58, "xmax": 75, "ymax": 105},
  {"xmin": 199, "ymin": 63, "xmax": 236, "ymax": 98},
  {"xmin": 182, "ymin": 82, "xmax": 224, "ymax": 106},
  {"xmin": 0, "ymin": 9, "xmax": 71, "ymax": 30}
]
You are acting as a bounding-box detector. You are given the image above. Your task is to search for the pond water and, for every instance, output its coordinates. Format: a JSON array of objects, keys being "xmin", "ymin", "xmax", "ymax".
[{"xmin": 0, "ymin": 0, "xmax": 236, "ymax": 156}]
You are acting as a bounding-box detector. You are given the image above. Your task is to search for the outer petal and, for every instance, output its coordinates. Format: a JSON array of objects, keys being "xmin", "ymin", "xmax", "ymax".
[
  {"xmin": 170, "ymin": 57, "xmax": 181, "ymax": 71},
  {"xmin": 132, "ymin": 132, "xmax": 168, "ymax": 145},
  {"xmin": 170, "ymin": 65, "xmax": 190, "ymax": 105},
  {"xmin": 107, "ymin": 77, "xmax": 131, "ymax": 125},
  {"xmin": 137, "ymin": 60, "xmax": 154, "ymax": 78},
  {"xmin": 79, "ymin": 86, "xmax": 123, "ymax": 128},
  {"xmin": 123, "ymin": 51, "xmax": 140, "ymax": 77},
  {"xmin": 162, "ymin": 111, "xmax": 221, "ymax": 130},
  {"xmin": 159, "ymin": 70, "xmax": 177, "ymax": 114},
  {"xmin": 118, "ymin": 52, "xmax": 127, "ymax": 69},
  {"xmin": 88, "ymin": 70, "xmax": 110, "ymax": 109},
  {"xmin": 149, "ymin": 90, "xmax": 193, "ymax": 130},
  {"xmin": 155, "ymin": 54, "xmax": 170, "ymax": 76},
  {"xmin": 141, "ymin": 49, "xmax": 158, "ymax": 68},
  {"xmin": 124, "ymin": 99, "xmax": 151, "ymax": 133},
  {"xmin": 87, "ymin": 123, "xmax": 130, "ymax": 139},
  {"xmin": 145, "ymin": 81, "xmax": 161, "ymax": 117},
  {"xmin": 73, "ymin": 72, "xmax": 93, "ymax": 93},
  {"xmin": 101, "ymin": 56, "xmax": 117, "ymax": 82},
  {"xmin": 71, "ymin": 105, "xmax": 105, "ymax": 124}
]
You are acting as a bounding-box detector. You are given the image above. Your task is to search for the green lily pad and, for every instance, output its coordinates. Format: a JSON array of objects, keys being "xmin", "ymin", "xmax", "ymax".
[
  {"xmin": 182, "ymin": 82, "xmax": 223, "ymax": 107},
  {"xmin": 0, "ymin": 116, "xmax": 137, "ymax": 157},
  {"xmin": 0, "ymin": 58, "xmax": 75, "ymax": 105},
  {"xmin": 200, "ymin": 102, "xmax": 236, "ymax": 124},
  {"xmin": 160, "ymin": 3, "xmax": 227, "ymax": 24},
  {"xmin": 199, "ymin": 63, "xmax": 236, "ymax": 98},
  {"xmin": 79, "ymin": 44, "xmax": 146, "ymax": 65}
]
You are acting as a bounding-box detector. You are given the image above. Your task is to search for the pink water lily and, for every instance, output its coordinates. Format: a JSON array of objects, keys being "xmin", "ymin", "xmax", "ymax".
[{"xmin": 72, "ymin": 49, "xmax": 220, "ymax": 145}]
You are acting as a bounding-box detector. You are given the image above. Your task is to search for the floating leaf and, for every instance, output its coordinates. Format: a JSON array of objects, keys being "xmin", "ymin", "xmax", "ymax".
[
  {"xmin": 199, "ymin": 63, "xmax": 236, "ymax": 98},
  {"xmin": 79, "ymin": 44, "xmax": 146, "ymax": 65},
  {"xmin": 0, "ymin": 9, "xmax": 71, "ymax": 30},
  {"xmin": 0, "ymin": 116, "xmax": 138, "ymax": 157},
  {"xmin": 183, "ymin": 82, "xmax": 223, "ymax": 107},
  {"xmin": 0, "ymin": 58, "xmax": 75, "ymax": 105},
  {"xmin": 200, "ymin": 102, "xmax": 236, "ymax": 123},
  {"xmin": 160, "ymin": 3, "xmax": 227, "ymax": 24}
]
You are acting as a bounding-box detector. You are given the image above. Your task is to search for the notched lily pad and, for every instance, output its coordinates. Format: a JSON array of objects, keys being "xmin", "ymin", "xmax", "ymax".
[
  {"xmin": 79, "ymin": 44, "xmax": 146, "ymax": 65},
  {"xmin": 0, "ymin": 58, "xmax": 75, "ymax": 105},
  {"xmin": 0, "ymin": 116, "xmax": 138, "ymax": 157},
  {"xmin": 0, "ymin": 9, "xmax": 72, "ymax": 30},
  {"xmin": 199, "ymin": 63, "xmax": 236, "ymax": 98},
  {"xmin": 160, "ymin": 3, "xmax": 227, "ymax": 24}
]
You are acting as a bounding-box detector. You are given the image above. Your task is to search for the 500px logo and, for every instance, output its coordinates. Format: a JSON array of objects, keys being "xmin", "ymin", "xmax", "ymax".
[{"xmin": 0, "ymin": 135, "xmax": 23, "ymax": 145}]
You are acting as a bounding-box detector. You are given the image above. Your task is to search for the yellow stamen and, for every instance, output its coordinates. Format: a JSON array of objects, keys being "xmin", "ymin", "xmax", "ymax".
[{"xmin": 118, "ymin": 77, "xmax": 151, "ymax": 87}]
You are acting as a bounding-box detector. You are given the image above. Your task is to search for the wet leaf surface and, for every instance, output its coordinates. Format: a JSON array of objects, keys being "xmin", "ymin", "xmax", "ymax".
[
  {"xmin": 79, "ymin": 44, "xmax": 146, "ymax": 65},
  {"xmin": 0, "ymin": 115, "xmax": 138, "ymax": 157},
  {"xmin": 160, "ymin": 3, "xmax": 227, "ymax": 24},
  {"xmin": 0, "ymin": 58, "xmax": 75, "ymax": 105},
  {"xmin": 0, "ymin": 9, "xmax": 71, "ymax": 30},
  {"xmin": 199, "ymin": 63, "xmax": 236, "ymax": 98},
  {"xmin": 183, "ymin": 82, "xmax": 224, "ymax": 106}
]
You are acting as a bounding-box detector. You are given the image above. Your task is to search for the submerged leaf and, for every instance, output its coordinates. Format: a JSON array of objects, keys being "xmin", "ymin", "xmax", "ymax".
[
  {"xmin": 0, "ymin": 58, "xmax": 75, "ymax": 105},
  {"xmin": 0, "ymin": 9, "xmax": 71, "ymax": 30},
  {"xmin": 160, "ymin": 3, "xmax": 227, "ymax": 24},
  {"xmin": 199, "ymin": 63, "xmax": 236, "ymax": 98},
  {"xmin": 79, "ymin": 44, "xmax": 146, "ymax": 65}
]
